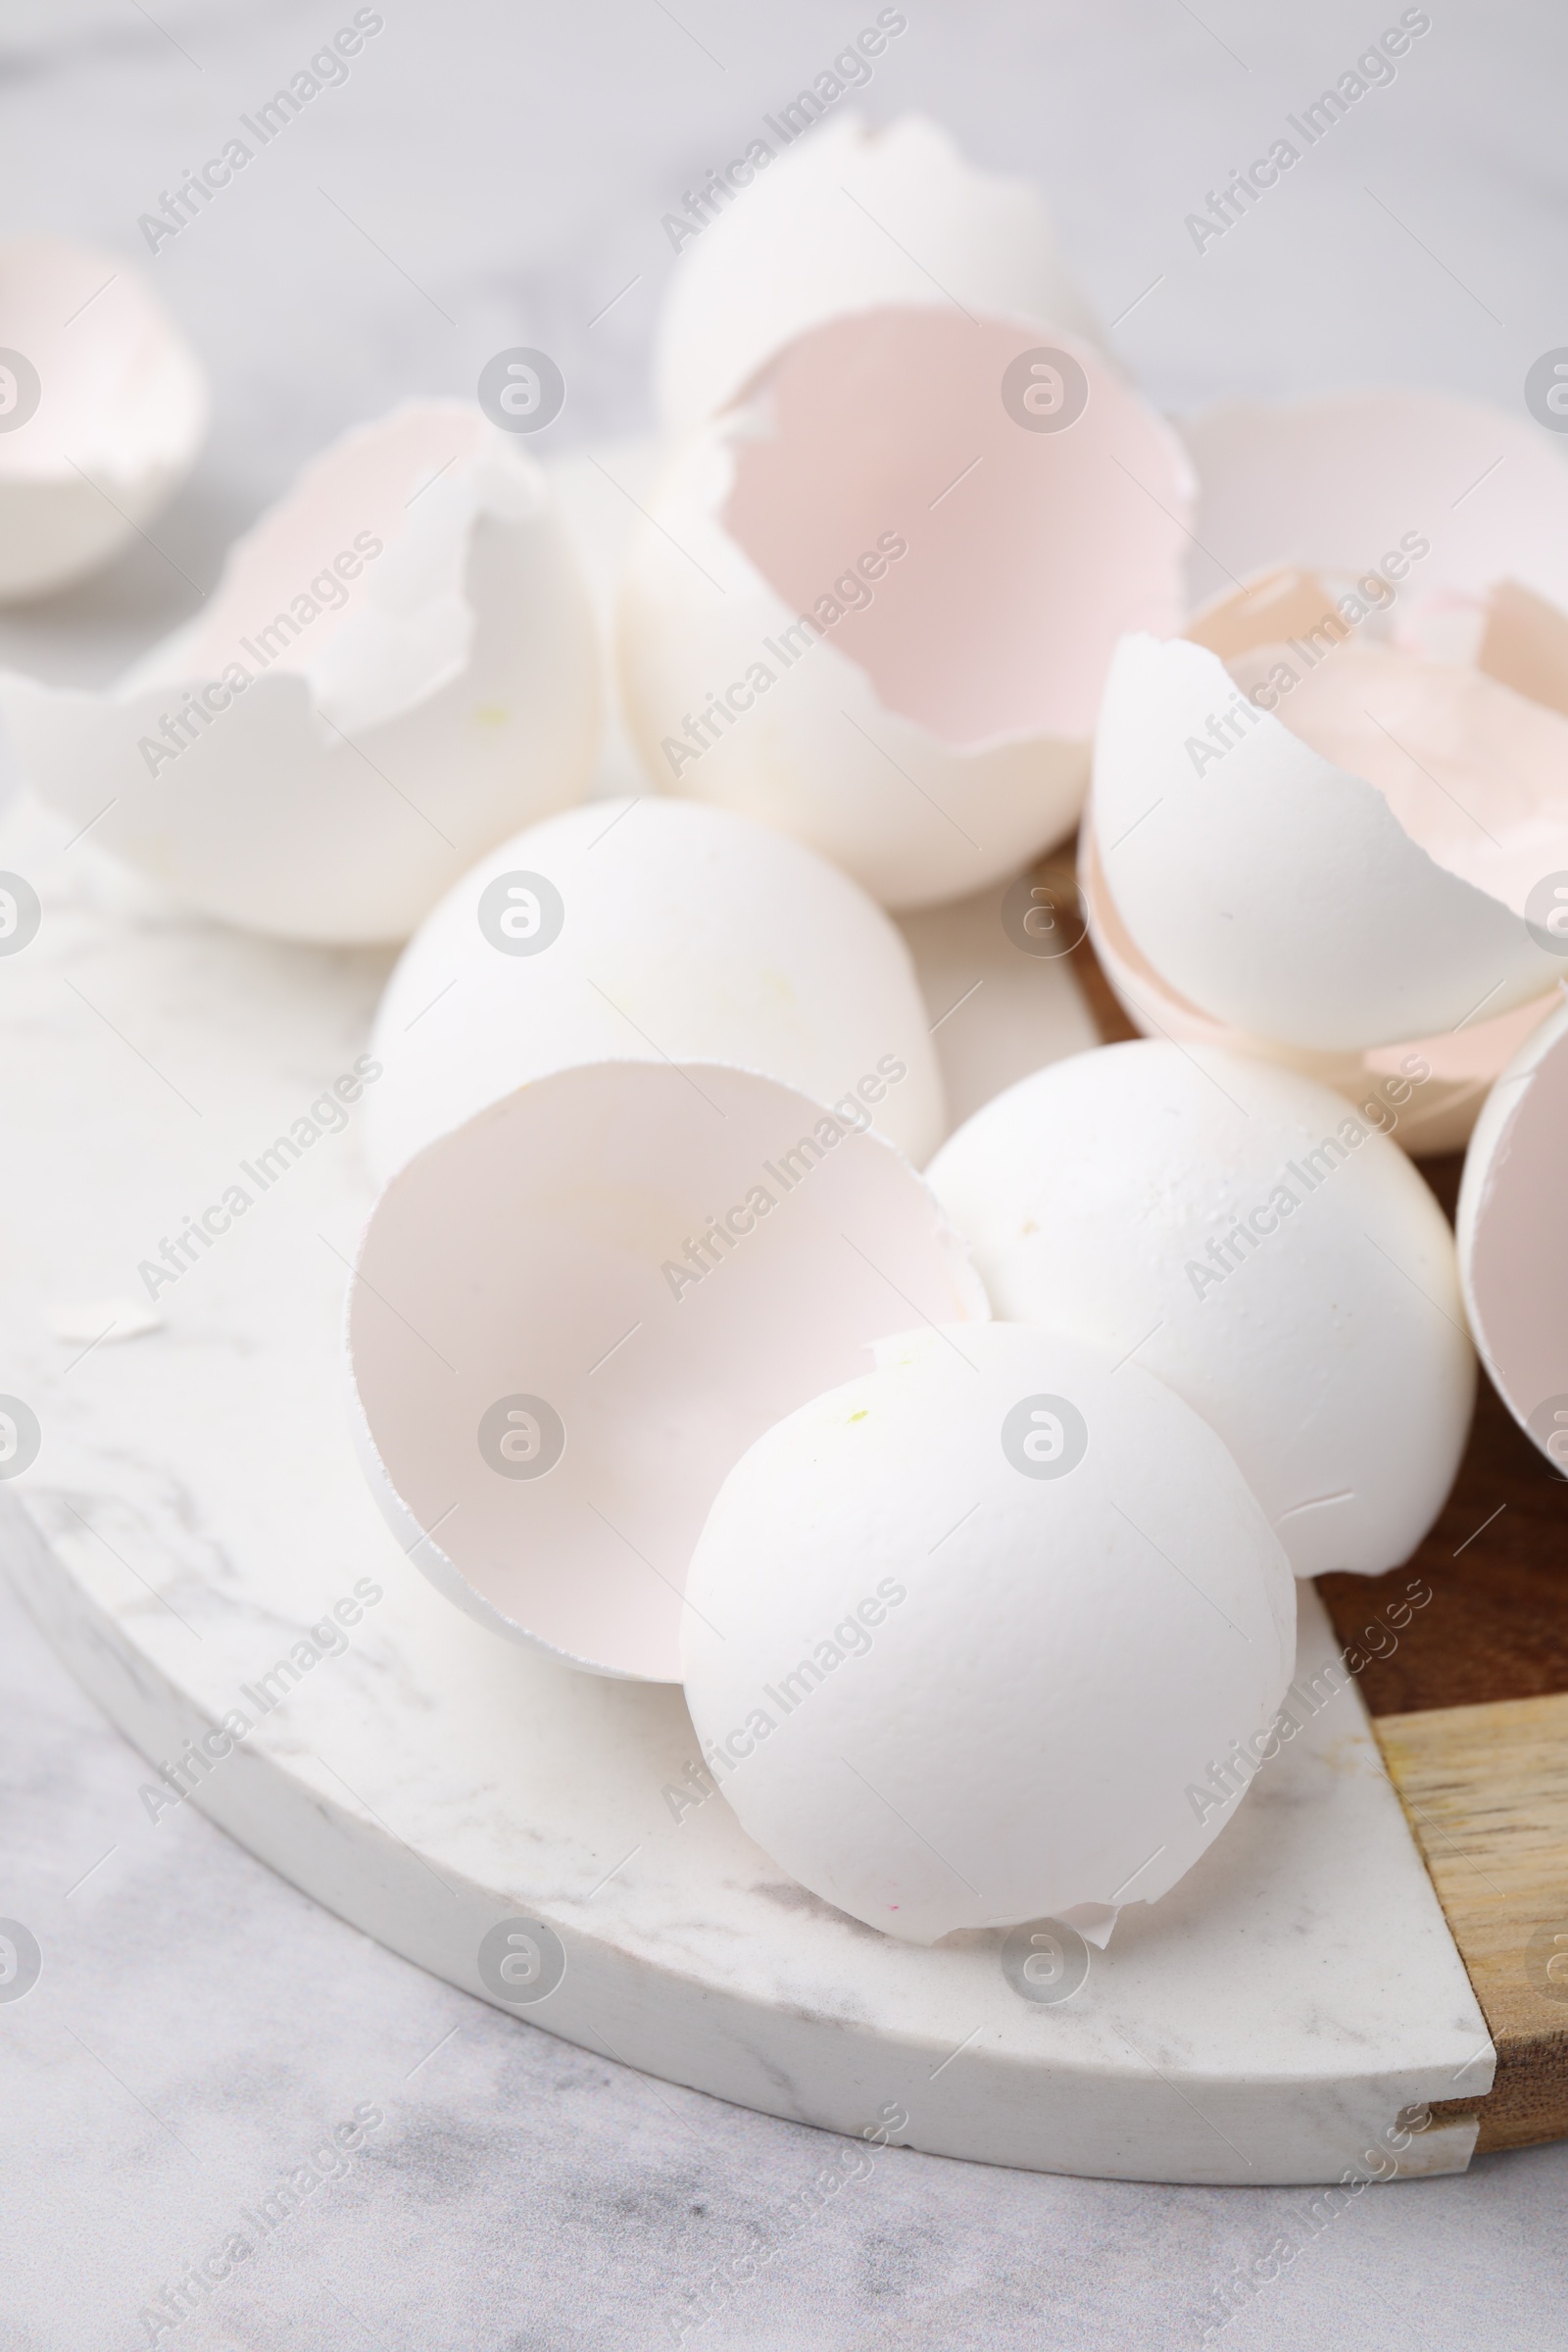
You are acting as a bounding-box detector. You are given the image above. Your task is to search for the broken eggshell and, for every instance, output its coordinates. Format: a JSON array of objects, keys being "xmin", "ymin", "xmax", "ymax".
[
  {"xmin": 680, "ymin": 1321, "xmax": 1296, "ymax": 1944},
  {"xmin": 0, "ymin": 401, "xmax": 600, "ymax": 941},
  {"xmin": 1092, "ymin": 603, "xmax": 1567, "ymax": 1052},
  {"xmin": 654, "ymin": 111, "xmax": 1102, "ymax": 433},
  {"xmin": 365, "ymin": 795, "xmax": 946, "ymax": 1184},
  {"xmin": 926, "ymin": 1041, "xmax": 1476, "ymax": 1578},
  {"xmin": 619, "ymin": 305, "xmax": 1194, "ymax": 908},
  {"xmin": 1080, "ymin": 818, "xmax": 1559, "ymax": 1156},
  {"xmin": 1093, "ymin": 390, "xmax": 1568, "ymax": 1054},
  {"xmin": 347, "ymin": 1059, "xmax": 989, "ymax": 1682},
  {"xmin": 0, "ymin": 235, "xmax": 208, "ymax": 603},
  {"xmin": 1456, "ymin": 991, "xmax": 1568, "ymax": 1469}
]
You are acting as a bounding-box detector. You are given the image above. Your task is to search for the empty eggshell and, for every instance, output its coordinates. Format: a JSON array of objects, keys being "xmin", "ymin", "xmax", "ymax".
[
  {"xmin": 1456, "ymin": 992, "xmax": 1568, "ymax": 1468},
  {"xmin": 619, "ymin": 306, "xmax": 1194, "ymax": 908},
  {"xmin": 347, "ymin": 1059, "xmax": 989, "ymax": 1681},
  {"xmin": 365, "ymin": 795, "xmax": 946, "ymax": 1183},
  {"xmin": 1093, "ymin": 390, "xmax": 1568, "ymax": 1054},
  {"xmin": 1092, "ymin": 627, "xmax": 1563, "ymax": 1052},
  {"xmin": 0, "ymin": 401, "xmax": 600, "ymax": 941},
  {"xmin": 926, "ymin": 1042, "xmax": 1476, "ymax": 1577},
  {"xmin": 0, "ymin": 235, "xmax": 208, "ymax": 602},
  {"xmin": 680, "ymin": 1321, "xmax": 1296, "ymax": 1943},
  {"xmin": 1080, "ymin": 818, "xmax": 1560, "ymax": 1157},
  {"xmin": 653, "ymin": 112, "xmax": 1102, "ymax": 433}
]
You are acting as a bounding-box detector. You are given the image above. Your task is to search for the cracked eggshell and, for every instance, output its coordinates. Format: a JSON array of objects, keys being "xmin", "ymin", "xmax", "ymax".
[
  {"xmin": 654, "ymin": 113, "xmax": 1102, "ymax": 433},
  {"xmin": 1091, "ymin": 628, "xmax": 1563, "ymax": 1051},
  {"xmin": 619, "ymin": 305, "xmax": 1194, "ymax": 909},
  {"xmin": 0, "ymin": 400, "xmax": 599, "ymax": 942},
  {"xmin": 347, "ymin": 1059, "xmax": 989, "ymax": 1682},
  {"xmin": 0, "ymin": 235, "xmax": 208, "ymax": 602},
  {"xmin": 365, "ymin": 795, "xmax": 946, "ymax": 1183},
  {"xmin": 1081, "ymin": 819, "xmax": 1560, "ymax": 1156},
  {"xmin": 680, "ymin": 1321, "xmax": 1296, "ymax": 1944},
  {"xmin": 1457, "ymin": 993, "xmax": 1568, "ymax": 1468},
  {"xmin": 926, "ymin": 1042, "xmax": 1476, "ymax": 1578},
  {"xmin": 1093, "ymin": 392, "xmax": 1568, "ymax": 1055}
]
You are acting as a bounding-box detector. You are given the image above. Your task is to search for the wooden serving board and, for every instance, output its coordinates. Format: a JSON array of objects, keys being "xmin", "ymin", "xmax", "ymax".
[{"xmin": 1069, "ymin": 905, "xmax": 1568, "ymax": 2158}]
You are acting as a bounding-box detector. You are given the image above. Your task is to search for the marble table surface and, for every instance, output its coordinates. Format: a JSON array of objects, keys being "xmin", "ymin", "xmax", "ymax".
[{"xmin": 3, "ymin": 0, "xmax": 1567, "ymax": 2345}]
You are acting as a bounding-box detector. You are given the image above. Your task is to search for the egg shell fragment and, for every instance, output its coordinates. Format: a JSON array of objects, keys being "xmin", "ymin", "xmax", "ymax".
[
  {"xmin": 680, "ymin": 1321, "xmax": 1297, "ymax": 1944},
  {"xmin": 1091, "ymin": 630, "xmax": 1559, "ymax": 1051},
  {"xmin": 365, "ymin": 795, "xmax": 946, "ymax": 1183},
  {"xmin": 1080, "ymin": 818, "xmax": 1559, "ymax": 1157},
  {"xmin": 654, "ymin": 112, "xmax": 1102, "ymax": 433},
  {"xmin": 0, "ymin": 401, "xmax": 600, "ymax": 942},
  {"xmin": 620, "ymin": 306, "xmax": 1194, "ymax": 908},
  {"xmin": 348, "ymin": 1059, "xmax": 989, "ymax": 1683},
  {"xmin": 0, "ymin": 235, "xmax": 208, "ymax": 602},
  {"xmin": 1456, "ymin": 993, "xmax": 1568, "ymax": 1468},
  {"xmin": 926, "ymin": 1042, "xmax": 1476, "ymax": 1578}
]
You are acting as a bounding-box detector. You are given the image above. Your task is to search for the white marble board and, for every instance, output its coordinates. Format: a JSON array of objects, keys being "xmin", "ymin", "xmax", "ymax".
[{"xmin": 0, "ymin": 788, "xmax": 1493, "ymax": 2188}]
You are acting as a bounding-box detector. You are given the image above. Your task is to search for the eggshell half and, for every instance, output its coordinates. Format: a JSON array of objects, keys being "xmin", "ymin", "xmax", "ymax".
[
  {"xmin": 926, "ymin": 1042, "xmax": 1475, "ymax": 1577},
  {"xmin": 654, "ymin": 113, "xmax": 1102, "ymax": 433},
  {"xmin": 680, "ymin": 1321, "xmax": 1296, "ymax": 1943},
  {"xmin": 1456, "ymin": 992, "xmax": 1568, "ymax": 1468},
  {"xmin": 0, "ymin": 401, "xmax": 599, "ymax": 941},
  {"xmin": 365, "ymin": 795, "xmax": 945, "ymax": 1183},
  {"xmin": 0, "ymin": 235, "xmax": 208, "ymax": 602},
  {"xmin": 1092, "ymin": 630, "xmax": 1561, "ymax": 1050},
  {"xmin": 620, "ymin": 306, "xmax": 1193, "ymax": 908},
  {"xmin": 1081, "ymin": 818, "xmax": 1559, "ymax": 1157},
  {"xmin": 347, "ymin": 1059, "xmax": 988, "ymax": 1681}
]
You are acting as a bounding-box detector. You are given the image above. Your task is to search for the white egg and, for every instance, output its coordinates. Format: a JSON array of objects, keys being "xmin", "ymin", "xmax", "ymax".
[
  {"xmin": 347, "ymin": 1060, "xmax": 989, "ymax": 1682},
  {"xmin": 619, "ymin": 305, "xmax": 1193, "ymax": 909},
  {"xmin": 926, "ymin": 1042, "xmax": 1475, "ymax": 1578},
  {"xmin": 1456, "ymin": 992, "xmax": 1568, "ymax": 1468},
  {"xmin": 1093, "ymin": 389, "xmax": 1568, "ymax": 1054},
  {"xmin": 0, "ymin": 401, "xmax": 600, "ymax": 941},
  {"xmin": 365, "ymin": 795, "xmax": 946, "ymax": 1183},
  {"xmin": 653, "ymin": 111, "xmax": 1102, "ymax": 433},
  {"xmin": 680, "ymin": 1321, "xmax": 1296, "ymax": 1944},
  {"xmin": 0, "ymin": 235, "xmax": 208, "ymax": 602},
  {"xmin": 1080, "ymin": 817, "xmax": 1560, "ymax": 1157}
]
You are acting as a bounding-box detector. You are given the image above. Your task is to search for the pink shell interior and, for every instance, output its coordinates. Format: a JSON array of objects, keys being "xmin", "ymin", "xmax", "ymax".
[
  {"xmin": 721, "ymin": 307, "xmax": 1190, "ymax": 749},
  {"xmin": 349, "ymin": 1059, "xmax": 985, "ymax": 1681},
  {"xmin": 1466, "ymin": 1018, "xmax": 1568, "ymax": 1461}
]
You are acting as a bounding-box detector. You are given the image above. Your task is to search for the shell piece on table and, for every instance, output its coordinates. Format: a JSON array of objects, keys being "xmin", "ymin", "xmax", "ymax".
[
  {"xmin": 681, "ymin": 1320, "xmax": 1296, "ymax": 1942},
  {"xmin": 1456, "ymin": 991, "xmax": 1568, "ymax": 1469},
  {"xmin": 653, "ymin": 111, "xmax": 1102, "ymax": 432},
  {"xmin": 365, "ymin": 795, "xmax": 946, "ymax": 1183},
  {"xmin": 927, "ymin": 1040, "xmax": 1476, "ymax": 1578},
  {"xmin": 1080, "ymin": 817, "xmax": 1559, "ymax": 1158},
  {"xmin": 0, "ymin": 234, "xmax": 208, "ymax": 603},
  {"xmin": 0, "ymin": 401, "xmax": 600, "ymax": 941},
  {"xmin": 347, "ymin": 1058, "xmax": 989, "ymax": 1682},
  {"xmin": 621, "ymin": 305, "xmax": 1193, "ymax": 909}
]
